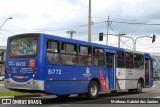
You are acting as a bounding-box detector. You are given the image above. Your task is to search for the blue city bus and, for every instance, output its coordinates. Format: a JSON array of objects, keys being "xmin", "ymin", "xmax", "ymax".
[{"xmin": 5, "ymin": 33, "xmax": 153, "ymax": 99}]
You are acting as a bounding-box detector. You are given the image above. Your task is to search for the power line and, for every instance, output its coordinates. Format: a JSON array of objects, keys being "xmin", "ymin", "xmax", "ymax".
[
  {"xmin": 111, "ymin": 20, "xmax": 160, "ymax": 26},
  {"xmin": 121, "ymin": 39, "xmax": 130, "ymax": 47},
  {"xmin": 3, "ymin": 19, "xmax": 160, "ymax": 33},
  {"xmin": 137, "ymin": 42, "xmax": 160, "ymax": 47},
  {"xmin": 4, "ymin": 24, "xmax": 89, "ymax": 32},
  {"xmin": 0, "ymin": 29, "xmax": 17, "ymax": 34},
  {"xmin": 0, "ymin": 32, "xmax": 8, "ymax": 38},
  {"xmin": 137, "ymin": 47, "xmax": 160, "ymax": 49},
  {"xmin": 108, "ymin": 23, "xmax": 133, "ymax": 49}
]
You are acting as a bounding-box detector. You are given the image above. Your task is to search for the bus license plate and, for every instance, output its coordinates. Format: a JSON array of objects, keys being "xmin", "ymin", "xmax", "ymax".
[{"xmin": 17, "ymin": 76, "xmax": 24, "ymax": 79}]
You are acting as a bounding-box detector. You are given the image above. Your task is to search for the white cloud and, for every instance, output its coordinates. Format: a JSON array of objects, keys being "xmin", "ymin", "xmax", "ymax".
[{"xmin": 0, "ymin": 0, "xmax": 160, "ymax": 52}]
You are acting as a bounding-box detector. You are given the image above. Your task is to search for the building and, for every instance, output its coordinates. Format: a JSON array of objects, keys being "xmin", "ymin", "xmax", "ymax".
[{"xmin": 0, "ymin": 46, "xmax": 6, "ymax": 76}]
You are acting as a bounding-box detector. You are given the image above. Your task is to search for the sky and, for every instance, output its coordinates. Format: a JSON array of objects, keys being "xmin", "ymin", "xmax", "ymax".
[{"xmin": 0, "ymin": 0, "xmax": 160, "ymax": 53}]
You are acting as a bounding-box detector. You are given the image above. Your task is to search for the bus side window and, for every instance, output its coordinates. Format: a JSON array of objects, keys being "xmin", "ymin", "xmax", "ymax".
[
  {"xmin": 134, "ymin": 54, "xmax": 144, "ymax": 69},
  {"xmin": 117, "ymin": 51, "xmax": 125, "ymax": 68},
  {"xmin": 125, "ymin": 52, "xmax": 133, "ymax": 69},
  {"xmin": 46, "ymin": 40, "xmax": 60, "ymax": 64},
  {"xmin": 61, "ymin": 43, "xmax": 77, "ymax": 65},
  {"xmin": 79, "ymin": 46, "xmax": 92, "ymax": 66},
  {"xmin": 93, "ymin": 48, "xmax": 104, "ymax": 67}
]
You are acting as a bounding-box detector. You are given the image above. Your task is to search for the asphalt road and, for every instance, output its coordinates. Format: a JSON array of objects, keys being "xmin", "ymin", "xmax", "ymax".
[{"xmin": 0, "ymin": 81, "xmax": 160, "ymax": 107}]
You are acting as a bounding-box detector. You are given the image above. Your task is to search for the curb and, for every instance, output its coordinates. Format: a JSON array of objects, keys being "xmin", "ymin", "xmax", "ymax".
[{"xmin": 0, "ymin": 96, "xmax": 14, "ymax": 98}]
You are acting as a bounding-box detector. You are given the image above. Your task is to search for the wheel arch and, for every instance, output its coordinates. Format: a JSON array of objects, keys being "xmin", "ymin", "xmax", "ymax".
[
  {"xmin": 139, "ymin": 77, "xmax": 144, "ymax": 88},
  {"xmin": 90, "ymin": 78, "xmax": 100, "ymax": 91}
]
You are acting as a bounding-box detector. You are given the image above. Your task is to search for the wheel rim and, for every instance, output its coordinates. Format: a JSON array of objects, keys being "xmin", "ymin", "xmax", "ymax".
[
  {"xmin": 137, "ymin": 82, "xmax": 142, "ymax": 92},
  {"xmin": 90, "ymin": 84, "xmax": 97, "ymax": 96}
]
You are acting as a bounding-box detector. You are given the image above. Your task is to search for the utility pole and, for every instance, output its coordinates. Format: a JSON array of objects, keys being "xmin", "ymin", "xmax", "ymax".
[
  {"xmin": 106, "ymin": 16, "xmax": 110, "ymax": 45},
  {"xmin": 88, "ymin": 0, "xmax": 91, "ymax": 42},
  {"xmin": 67, "ymin": 30, "xmax": 76, "ymax": 39},
  {"xmin": 118, "ymin": 33, "xmax": 126, "ymax": 47},
  {"xmin": 118, "ymin": 34, "xmax": 120, "ymax": 47}
]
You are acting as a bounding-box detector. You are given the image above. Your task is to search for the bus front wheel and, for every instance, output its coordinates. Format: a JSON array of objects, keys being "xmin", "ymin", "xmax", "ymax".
[{"xmin": 86, "ymin": 80, "xmax": 99, "ymax": 99}]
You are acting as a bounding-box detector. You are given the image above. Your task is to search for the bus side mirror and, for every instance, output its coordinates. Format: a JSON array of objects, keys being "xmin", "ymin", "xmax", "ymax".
[{"xmin": 99, "ymin": 33, "xmax": 103, "ymax": 41}]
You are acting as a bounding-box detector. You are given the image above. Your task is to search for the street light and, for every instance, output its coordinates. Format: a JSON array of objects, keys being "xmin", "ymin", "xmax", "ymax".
[
  {"xmin": 99, "ymin": 32, "xmax": 156, "ymax": 51},
  {"xmin": 134, "ymin": 36, "xmax": 152, "ymax": 50},
  {"xmin": 0, "ymin": 17, "xmax": 12, "ymax": 29},
  {"xmin": 99, "ymin": 33, "xmax": 134, "ymax": 48}
]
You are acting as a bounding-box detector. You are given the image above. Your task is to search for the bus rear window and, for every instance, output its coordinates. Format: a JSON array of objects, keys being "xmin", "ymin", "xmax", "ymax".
[{"xmin": 10, "ymin": 37, "xmax": 38, "ymax": 57}]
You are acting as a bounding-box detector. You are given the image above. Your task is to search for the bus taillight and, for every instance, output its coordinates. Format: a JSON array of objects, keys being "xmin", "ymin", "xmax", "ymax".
[{"xmin": 29, "ymin": 59, "xmax": 35, "ymax": 68}]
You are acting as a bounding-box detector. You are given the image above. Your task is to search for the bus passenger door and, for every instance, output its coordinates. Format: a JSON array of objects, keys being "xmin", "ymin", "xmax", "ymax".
[
  {"xmin": 106, "ymin": 51, "xmax": 115, "ymax": 90},
  {"xmin": 145, "ymin": 58, "xmax": 150, "ymax": 86}
]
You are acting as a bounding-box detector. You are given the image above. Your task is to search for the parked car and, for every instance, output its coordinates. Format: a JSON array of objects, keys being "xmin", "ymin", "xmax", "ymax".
[{"xmin": 0, "ymin": 76, "xmax": 5, "ymax": 81}]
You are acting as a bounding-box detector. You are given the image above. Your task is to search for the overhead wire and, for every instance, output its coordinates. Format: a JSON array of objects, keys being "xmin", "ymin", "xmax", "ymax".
[
  {"xmin": 0, "ymin": 29, "xmax": 17, "ymax": 34},
  {"xmin": 1, "ymin": 19, "xmax": 160, "ymax": 50},
  {"xmin": 3, "ymin": 19, "xmax": 160, "ymax": 33},
  {"xmin": 108, "ymin": 23, "xmax": 133, "ymax": 49},
  {"xmin": 111, "ymin": 20, "xmax": 160, "ymax": 26},
  {"xmin": 0, "ymin": 32, "xmax": 8, "ymax": 39}
]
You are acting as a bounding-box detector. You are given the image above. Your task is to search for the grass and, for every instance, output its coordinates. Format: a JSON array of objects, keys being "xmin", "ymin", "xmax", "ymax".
[{"xmin": 0, "ymin": 91, "xmax": 39, "ymax": 97}]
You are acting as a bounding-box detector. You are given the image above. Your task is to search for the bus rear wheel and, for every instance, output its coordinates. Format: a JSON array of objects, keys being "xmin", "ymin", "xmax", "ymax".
[
  {"xmin": 135, "ymin": 80, "xmax": 143, "ymax": 94},
  {"xmin": 86, "ymin": 80, "xmax": 99, "ymax": 99},
  {"xmin": 128, "ymin": 80, "xmax": 143, "ymax": 94}
]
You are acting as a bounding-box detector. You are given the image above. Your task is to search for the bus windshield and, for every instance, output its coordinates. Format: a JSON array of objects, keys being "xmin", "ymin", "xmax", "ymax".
[{"xmin": 9, "ymin": 37, "xmax": 38, "ymax": 57}]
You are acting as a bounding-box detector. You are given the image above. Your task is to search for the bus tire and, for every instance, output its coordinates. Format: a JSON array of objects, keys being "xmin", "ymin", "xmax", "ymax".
[
  {"xmin": 135, "ymin": 80, "xmax": 143, "ymax": 94},
  {"xmin": 86, "ymin": 80, "xmax": 99, "ymax": 99}
]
